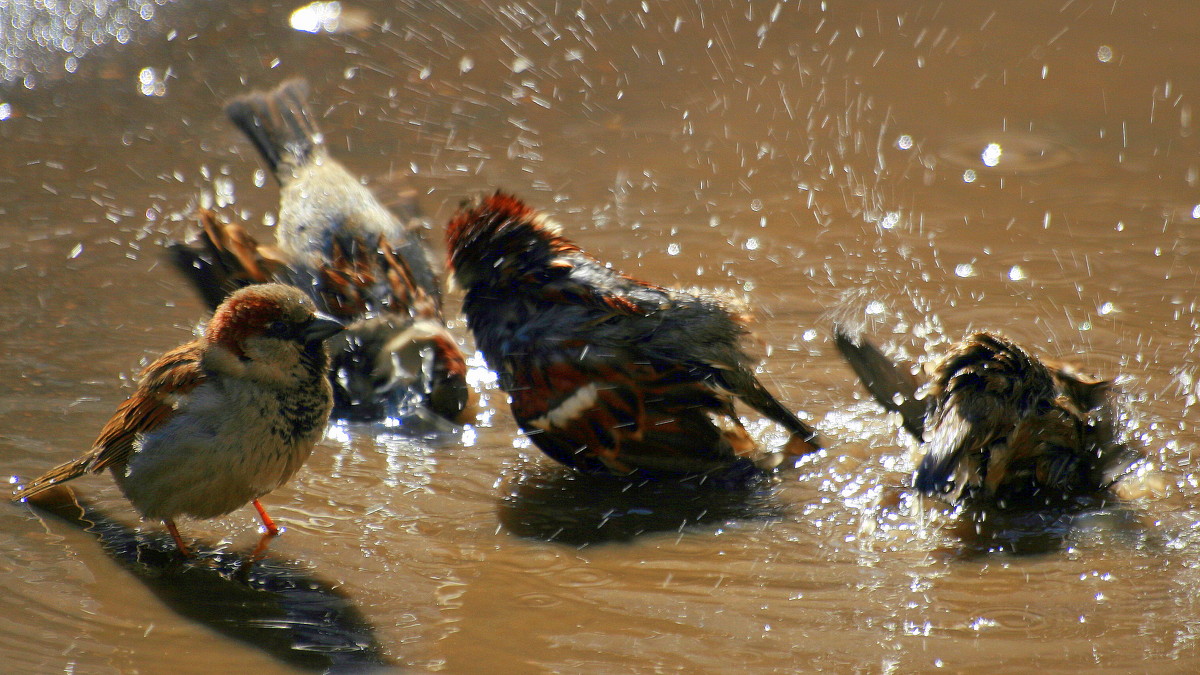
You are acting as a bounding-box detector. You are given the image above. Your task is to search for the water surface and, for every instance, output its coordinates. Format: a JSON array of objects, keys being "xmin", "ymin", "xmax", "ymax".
[{"xmin": 2, "ymin": 1, "xmax": 1199, "ymax": 672}]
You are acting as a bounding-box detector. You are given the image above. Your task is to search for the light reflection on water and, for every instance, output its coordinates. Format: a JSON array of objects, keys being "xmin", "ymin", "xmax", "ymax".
[{"xmin": 2, "ymin": 0, "xmax": 1200, "ymax": 671}]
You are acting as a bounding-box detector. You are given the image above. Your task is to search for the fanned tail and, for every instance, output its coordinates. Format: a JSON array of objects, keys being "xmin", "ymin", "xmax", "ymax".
[{"xmin": 225, "ymin": 78, "xmax": 322, "ymax": 178}]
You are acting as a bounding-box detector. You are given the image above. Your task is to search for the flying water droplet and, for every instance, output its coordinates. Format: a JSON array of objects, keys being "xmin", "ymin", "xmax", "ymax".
[{"xmin": 981, "ymin": 143, "xmax": 1002, "ymax": 167}]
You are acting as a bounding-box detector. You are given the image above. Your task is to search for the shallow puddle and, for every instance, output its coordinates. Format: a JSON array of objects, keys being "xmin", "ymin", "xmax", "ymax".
[{"xmin": 2, "ymin": 1, "xmax": 1200, "ymax": 672}]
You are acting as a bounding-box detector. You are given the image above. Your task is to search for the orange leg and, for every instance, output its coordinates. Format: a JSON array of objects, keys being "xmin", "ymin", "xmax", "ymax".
[
  {"xmin": 165, "ymin": 519, "xmax": 192, "ymax": 557},
  {"xmin": 252, "ymin": 499, "xmax": 281, "ymax": 536}
]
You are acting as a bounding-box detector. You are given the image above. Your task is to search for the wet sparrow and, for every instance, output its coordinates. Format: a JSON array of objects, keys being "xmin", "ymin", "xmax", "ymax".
[
  {"xmin": 12, "ymin": 283, "xmax": 344, "ymax": 553},
  {"xmin": 446, "ymin": 192, "xmax": 822, "ymax": 479},
  {"xmin": 170, "ymin": 79, "xmax": 473, "ymax": 423},
  {"xmin": 834, "ymin": 327, "xmax": 1141, "ymax": 505}
]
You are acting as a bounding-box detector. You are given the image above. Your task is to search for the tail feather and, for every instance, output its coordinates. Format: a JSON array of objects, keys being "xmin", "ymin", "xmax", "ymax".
[
  {"xmin": 832, "ymin": 324, "xmax": 926, "ymax": 439},
  {"xmin": 12, "ymin": 455, "xmax": 95, "ymax": 502},
  {"xmin": 730, "ymin": 372, "xmax": 822, "ymax": 455},
  {"xmin": 225, "ymin": 78, "xmax": 321, "ymax": 178}
]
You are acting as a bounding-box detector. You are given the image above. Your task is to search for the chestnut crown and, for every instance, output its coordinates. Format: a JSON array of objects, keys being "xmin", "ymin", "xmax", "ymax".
[
  {"xmin": 206, "ymin": 283, "xmax": 342, "ymax": 354},
  {"xmin": 445, "ymin": 192, "xmax": 582, "ymax": 291}
]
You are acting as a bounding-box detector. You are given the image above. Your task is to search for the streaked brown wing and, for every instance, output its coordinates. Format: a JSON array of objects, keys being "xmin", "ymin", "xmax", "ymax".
[
  {"xmin": 168, "ymin": 209, "xmax": 287, "ymax": 310},
  {"xmin": 378, "ymin": 235, "xmax": 439, "ymax": 319},
  {"xmin": 318, "ymin": 232, "xmax": 440, "ymax": 321},
  {"xmin": 317, "ymin": 234, "xmax": 379, "ymax": 318},
  {"xmin": 88, "ymin": 342, "xmax": 208, "ymax": 472},
  {"xmin": 506, "ymin": 348, "xmax": 750, "ymax": 476}
]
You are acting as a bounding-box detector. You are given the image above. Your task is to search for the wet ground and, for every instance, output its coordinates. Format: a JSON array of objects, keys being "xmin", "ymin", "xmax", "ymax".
[{"xmin": 3, "ymin": 1, "xmax": 1200, "ymax": 672}]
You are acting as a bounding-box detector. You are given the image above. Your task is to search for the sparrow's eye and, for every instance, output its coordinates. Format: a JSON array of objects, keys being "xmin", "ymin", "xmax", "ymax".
[{"xmin": 266, "ymin": 320, "xmax": 291, "ymax": 337}]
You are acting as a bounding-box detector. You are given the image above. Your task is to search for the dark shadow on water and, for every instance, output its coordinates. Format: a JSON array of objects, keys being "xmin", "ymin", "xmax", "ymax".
[
  {"xmin": 942, "ymin": 495, "xmax": 1149, "ymax": 559},
  {"xmin": 497, "ymin": 464, "xmax": 787, "ymax": 546},
  {"xmin": 22, "ymin": 487, "xmax": 392, "ymax": 674}
]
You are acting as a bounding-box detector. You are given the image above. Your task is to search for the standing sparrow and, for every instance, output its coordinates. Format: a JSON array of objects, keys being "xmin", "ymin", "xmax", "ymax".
[
  {"xmin": 170, "ymin": 79, "xmax": 473, "ymax": 423},
  {"xmin": 446, "ymin": 192, "xmax": 821, "ymax": 479},
  {"xmin": 834, "ymin": 326, "xmax": 1142, "ymax": 505},
  {"xmin": 12, "ymin": 283, "xmax": 344, "ymax": 553}
]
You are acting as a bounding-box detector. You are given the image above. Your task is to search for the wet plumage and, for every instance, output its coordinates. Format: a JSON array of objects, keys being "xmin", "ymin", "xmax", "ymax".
[
  {"xmin": 12, "ymin": 284, "xmax": 344, "ymax": 552},
  {"xmin": 169, "ymin": 79, "xmax": 473, "ymax": 423},
  {"xmin": 446, "ymin": 192, "xmax": 821, "ymax": 479},
  {"xmin": 834, "ymin": 326, "xmax": 1142, "ymax": 505}
]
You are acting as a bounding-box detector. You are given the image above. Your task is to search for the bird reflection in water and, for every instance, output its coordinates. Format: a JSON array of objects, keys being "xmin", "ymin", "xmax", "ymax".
[
  {"xmin": 497, "ymin": 463, "xmax": 787, "ymax": 546},
  {"xmin": 945, "ymin": 497, "xmax": 1151, "ymax": 559},
  {"xmin": 20, "ymin": 486, "xmax": 391, "ymax": 673}
]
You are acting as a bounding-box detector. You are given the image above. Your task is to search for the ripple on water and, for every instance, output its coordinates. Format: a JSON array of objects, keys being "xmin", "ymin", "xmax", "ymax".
[
  {"xmin": 937, "ymin": 132, "xmax": 1077, "ymax": 175},
  {"xmin": 515, "ymin": 592, "xmax": 563, "ymax": 608},
  {"xmin": 552, "ymin": 566, "xmax": 616, "ymax": 589},
  {"xmin": 972, "ymin": 607, "xmax": 1050, "ymax": 631}
]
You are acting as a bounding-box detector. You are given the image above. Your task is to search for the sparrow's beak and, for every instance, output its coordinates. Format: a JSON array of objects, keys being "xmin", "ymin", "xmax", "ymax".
[{"xmin": 304, "ymin": 314, "xmax": 345, "ymax": 344}]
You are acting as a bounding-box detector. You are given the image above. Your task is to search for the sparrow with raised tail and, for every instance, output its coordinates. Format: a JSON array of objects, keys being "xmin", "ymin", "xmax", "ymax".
[
  {"xmin": 446, "ymin": 192, "xmax": 822, "ymax": 479},
  {"xmin": 12, "ymin": 284, "xmax": 344, "ymax": 554},
  {"xmin": 833, "ymin": 326, "xmax": 1142, "ymax": 505},
  {"xmin": 169, "ymin": 79, "xmax": 473, "ymax": 424}
]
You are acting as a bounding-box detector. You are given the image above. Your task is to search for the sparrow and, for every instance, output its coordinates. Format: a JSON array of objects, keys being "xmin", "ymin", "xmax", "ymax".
[
  {"xmin": 833, "ymin": 326, "xmax": 1142, "ymax": 506},
  {"xmin": 169, "ymin": 79, "xmax": 474, "ymax": 424},
  {"xmin": 445, "ymin": 192, "xmax": 822, "ymax": 479},
  {"xmin": 11, "ymin": 283, "xmax": 345, "ymax": 554}
]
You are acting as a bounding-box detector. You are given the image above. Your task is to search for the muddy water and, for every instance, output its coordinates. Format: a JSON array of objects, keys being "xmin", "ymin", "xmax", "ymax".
[{"xmin": 2, "ymin": 1, "xmax": 1199, "ymax": 672}]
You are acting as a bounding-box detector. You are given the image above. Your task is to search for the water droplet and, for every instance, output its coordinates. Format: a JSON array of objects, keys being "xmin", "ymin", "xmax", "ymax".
[
  {"xmin": 511, "ymin": 56, "xmax": 533, "ymax": 73},
  {"xmin": 667, "ymin": 242, "xmax": 681, "ymax": 256},
  {"xmin": 0, "ymin": 103, "xmax": 11, "ymax": 121},
  {"xmin": 290, "ymin": 1, "xmax": 343, "ymax": 33},
  {"xmin": 1191, "ymin": 205, "xmax": 1200, "ymax": 219},
  {"xmin": 1008, "ymin": 265, "xmax": 1027, "ymax": 281},
  {"xmin": 981, "ymin": 143, "xmax": 1002, "ymax": 167},
  {"xmin": 137, "ymin": 67, "xmax": 166, "ymax": 97},
  {"xmin": 881, "ymin": 212, "xmax": 900, "ymax": 229},
  {"xmin": 459, "ymin": 55, "xmax": 474, "ymax": 73},
  {"xmin": 962, "ymin": 169, "xmax": 977, "ymax": 183},
  {"xmin": 802, "ymin": 329, "xmax": 817, "ymax": 341},
  {"xmin": 750, "ymin": 198, "xmax": 763, "ymax": 212},
  {"xmin": 1099, "ymin": 301, "xmax": 1116, "ymax": 315},
  {"xmin": 955, "ymin": 263, "xmax": 975, "ymax": 278},
  {"xmin": 744, "ymin": 237, "xmax": 759, "ymax": 251},
  {"xmin": 1097, "ymin": 45, "xmax": 1113, "ymax": 63},
  {"xmin": 897, "ymin": 135, "xmax": 913, "ymax": 150},
  {"xmin": 865, "ymin": 300, "xmax": 885, "ymax": 315}
]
